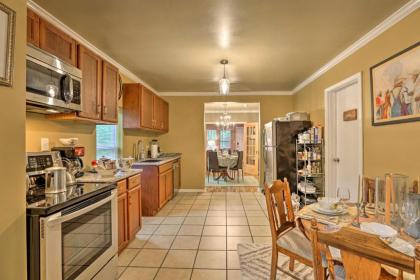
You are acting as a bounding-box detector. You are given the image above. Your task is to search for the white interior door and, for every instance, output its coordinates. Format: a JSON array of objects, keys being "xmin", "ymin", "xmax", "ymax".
[{"xmin": 325, "ymin": 73, "xmax": 363, "ymax": 202}]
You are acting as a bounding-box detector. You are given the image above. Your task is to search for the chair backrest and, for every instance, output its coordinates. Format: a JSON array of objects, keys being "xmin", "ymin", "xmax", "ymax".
[
  {"xmin": 236, "ymin": 151, "xmax": 243, "ymax": 169},
  {"xmin": 264, "ymin": 179, "xmax": 295, "ymax": 243},
  {"xmin": 208, "ymin": 151, "xmax": 219, "ymax": 170},
  {"xmin": 310, "ymin": 219, "xmax": 420, "ymax": 280}
]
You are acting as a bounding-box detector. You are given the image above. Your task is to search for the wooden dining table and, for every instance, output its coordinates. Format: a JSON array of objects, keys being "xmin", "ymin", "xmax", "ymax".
[
  {"xmin": 215, "ymin": 153, "xmax": 238, "ymax": 181},
  {"xmin": 296, "ymin": 203, "xmax": 418, "ymax": 279}
]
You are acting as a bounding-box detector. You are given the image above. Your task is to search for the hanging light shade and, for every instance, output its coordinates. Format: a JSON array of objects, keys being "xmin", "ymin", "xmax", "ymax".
[{"xmin": 219, "ymin": 59, "xmax": 230, "ymax": 96}]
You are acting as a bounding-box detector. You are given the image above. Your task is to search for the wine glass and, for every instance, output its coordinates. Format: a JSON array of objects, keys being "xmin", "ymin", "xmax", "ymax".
[{"xmin": 337, "ymin": 187, "xmax": 350, "ymax": 208}]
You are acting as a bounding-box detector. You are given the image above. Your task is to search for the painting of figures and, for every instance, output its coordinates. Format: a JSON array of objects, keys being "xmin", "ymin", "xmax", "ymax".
[{"xmin": 370, "ymin": 42, "xmax": 420, "ymax": 125}]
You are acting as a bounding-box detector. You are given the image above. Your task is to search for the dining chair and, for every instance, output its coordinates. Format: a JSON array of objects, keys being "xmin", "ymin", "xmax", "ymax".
[
  {"xmin": 264, "ymin": 179, "xmax": 317, "ymax": 280},
  {"xmin": 208, "ymin": 151, "xmax": 225, "ymax": 183},
  {"xmin": 230, "ymin": 151, "xmax": 244, "ymax": 182},
  {"xmin": 310, "ymin": 218, "xmax": 420, "ymax": 280}
]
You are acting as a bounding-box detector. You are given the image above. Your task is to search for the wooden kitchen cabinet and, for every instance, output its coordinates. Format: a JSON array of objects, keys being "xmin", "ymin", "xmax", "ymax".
[
  {"xmin": 128, "ymin": 185, "xmax": 142, "ymax": 240},
  {"xmin": 165, "ymin": 169, "xmax": 174, "ymax": 201},
  {"xmin": 27, "ymin": 9, "xmax": 40, "ymax": 47},
  {"xmin": 102, "ymin": 61, "xmax": 119, "ymax": 123},
  {"xmin": 117, "ymin": 175, "xmax": 142, "ymax": 253},
  {"xmin": 158, "ymin": 172, "xmax": 167, "ymax": 208},
  {"xmin": 117, "ymin": 193, "xmax": 128, "ymax": 253},
  {"xmin": 142, "ymin": 87, "xmax": 155, "ymax": 129},
  {"xmin": 77, "ymin": 45, "xmax": 102, "ymax": 120},
  {"xmin": 140, "ymin": 160, "xmax": 178, "ymax": 216},
  {"xmin": 123, "ymin": 83, "xmax": 169, "ymax": 132},
  {"xmin": 162, "ymin": 100, "xmax": 169, "ymax": 131},
  {"xmin": 39, "ymin": 18, "xmax": 77, "ymax": 66}
]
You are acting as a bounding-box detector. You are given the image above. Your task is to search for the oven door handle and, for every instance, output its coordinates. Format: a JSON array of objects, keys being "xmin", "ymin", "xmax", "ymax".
[{"xmin": 46, "ymin": 190, "xmax": 116, "ymax": 227}]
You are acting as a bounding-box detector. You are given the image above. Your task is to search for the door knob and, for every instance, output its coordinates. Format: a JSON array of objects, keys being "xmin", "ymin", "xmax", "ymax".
[{"xmin": 333, "ymin": 157, "xmax": 340, "ymax": 163}]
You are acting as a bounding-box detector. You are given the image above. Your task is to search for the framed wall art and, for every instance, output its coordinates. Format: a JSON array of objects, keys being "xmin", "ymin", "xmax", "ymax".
[
  {"xmin": 370, "ymin": 42, "xmax": 420, "ymax": 126},
  {"xmin": 0, "ymin": 2, "xmax": 15, "ymax": 87}
]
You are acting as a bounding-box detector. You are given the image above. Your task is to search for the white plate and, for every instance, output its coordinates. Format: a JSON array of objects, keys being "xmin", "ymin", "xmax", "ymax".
[{"xmin": 311, "ymin": 203, "xmax": 347, "ymax": 216}]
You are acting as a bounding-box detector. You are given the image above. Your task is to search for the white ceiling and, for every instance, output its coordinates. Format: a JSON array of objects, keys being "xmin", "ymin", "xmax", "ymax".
[{"xmin": 33, "ymin": 0, "xmax": 409, "ymax": 93}]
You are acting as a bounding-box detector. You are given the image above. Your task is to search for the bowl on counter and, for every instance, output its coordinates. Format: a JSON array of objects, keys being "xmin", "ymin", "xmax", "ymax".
[{"xmin": 118, "ymin": 157, "xmax": 134, "ymax": 171}]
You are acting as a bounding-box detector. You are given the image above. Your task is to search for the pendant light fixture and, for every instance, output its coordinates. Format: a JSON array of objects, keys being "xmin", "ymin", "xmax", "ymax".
[{"xmin": 219, "ymin": 59, "xmax": 230, "ymax": 96}]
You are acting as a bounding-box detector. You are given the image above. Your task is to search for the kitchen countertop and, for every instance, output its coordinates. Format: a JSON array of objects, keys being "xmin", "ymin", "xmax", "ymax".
[
  {"xmin": 131, "ymin": 154, "xmax": 181, "ymax": 167},
  {"xmin": 76, "ymin": 169, "xmax": 143, "ymax": 183}
]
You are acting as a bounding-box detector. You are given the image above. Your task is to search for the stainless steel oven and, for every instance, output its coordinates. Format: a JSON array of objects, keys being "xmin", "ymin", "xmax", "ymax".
[
  {"xmin": 26, "ymin": 45, "xmax": 82, "ymax": 114},
  {"xmin": 40, "ymin": 189, "xmax": 117, "ymax": 280}
]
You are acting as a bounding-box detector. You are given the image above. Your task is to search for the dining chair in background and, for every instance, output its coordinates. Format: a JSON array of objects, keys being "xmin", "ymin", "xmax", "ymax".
[
  {"xmin": 208, "ymin": 151, "xmax": 225, "ymax": 183},
  {"xmin": 310, "ymin": 218, "xmax": 420, "ymax": 280},
  {"xmin": 264, "ymin": 179, "xmax": 317, "ymax": 280},
  {"xmin": 231, "ymin": 151, "xmax": 244, "ymax": 182}
]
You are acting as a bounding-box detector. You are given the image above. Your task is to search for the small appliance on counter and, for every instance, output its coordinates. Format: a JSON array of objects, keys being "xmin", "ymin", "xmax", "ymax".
[
  {"xmin": 26, "ymin": 151, "xmax": 118, "ymax": 280},
  {"xmin": 150, "ymin": 139, "xmax": 160, "ymax": 159},
  {"xmin": 52, "ymin": 146, "xmax": 85, "ymax": 178}
]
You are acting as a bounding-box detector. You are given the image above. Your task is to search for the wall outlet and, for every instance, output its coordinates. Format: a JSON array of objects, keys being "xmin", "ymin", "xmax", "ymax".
[{"xmin": 41, "ymin": 138, "xmax": 49, "ymax": 151}]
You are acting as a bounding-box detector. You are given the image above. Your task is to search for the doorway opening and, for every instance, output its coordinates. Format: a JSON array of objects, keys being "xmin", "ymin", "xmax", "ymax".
[
  {"xmin": 324, "ymin": 72, "xmax": 363, "ymax": 201},
  {"xmin": 204, "ymin": 102, "xmax": 260, "ymax": 188}
]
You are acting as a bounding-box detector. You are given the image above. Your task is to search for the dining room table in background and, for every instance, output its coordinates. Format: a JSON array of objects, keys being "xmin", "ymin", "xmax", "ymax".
[{"xmin": 216, "ymin": 152, "xmax": 239, "ymax": 181}]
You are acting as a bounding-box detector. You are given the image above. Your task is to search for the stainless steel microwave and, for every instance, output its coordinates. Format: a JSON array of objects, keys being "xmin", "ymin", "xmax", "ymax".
[{"xmin": 26, "ymin": 45, "xmax": 82, "ymax": 114}]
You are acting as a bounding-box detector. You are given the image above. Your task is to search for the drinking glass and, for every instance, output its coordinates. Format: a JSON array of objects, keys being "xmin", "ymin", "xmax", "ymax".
[{"xmin": 337, "ymin": 187, "xmax": 350, "ymax": 208}]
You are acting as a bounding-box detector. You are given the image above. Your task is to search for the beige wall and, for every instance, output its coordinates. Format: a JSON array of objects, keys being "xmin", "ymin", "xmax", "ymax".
[
  {"xmin": 26, "ymin": 113, "xmax": 97, "ymax": 161},
  {"xmin": 294, "ymin": 10, "xmax": 420, "ymax": 178},
  {"xmin": 158, "ymin": 95, "xmax": 294, "ymax": 188},
  {"xmin": 0, "ymin": 0, "xmax": 27, "ymax": 279}
]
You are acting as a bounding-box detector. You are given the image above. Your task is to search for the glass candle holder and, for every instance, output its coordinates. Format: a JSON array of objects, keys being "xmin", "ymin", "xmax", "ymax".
[{"xmin": 375, "ymin": 174, "xmax": 408, "ymax": 229}]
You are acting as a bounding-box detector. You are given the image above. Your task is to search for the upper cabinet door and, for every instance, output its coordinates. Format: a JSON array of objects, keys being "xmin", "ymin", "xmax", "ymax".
[
  {"xmin": 153, "ymin": 96, "xmax": 162, "ymax": 129},
  {"xmin": 102, "ymin": 61, "xmax": 119, "ymax": 123},
  {"xmin": 141, "ymin": 87, "xmax": 154, "ymax": 129},
  {"xmin": 77, "ymin": 45, "xmax": 102, "ymax": 120},
  {"xmin": 39, "ymin": 19, "xmax": 77, "ymax": 66},
  {"xmin": 162, "ymin": 100, "xmax": 169, "ymax": 131},
  {"xmin": 27, "ymin": 9, "xmax": 40, "ymax": 47}
]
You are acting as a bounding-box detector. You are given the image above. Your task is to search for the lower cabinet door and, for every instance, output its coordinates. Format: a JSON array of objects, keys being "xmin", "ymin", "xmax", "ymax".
[
  {"xmin": 165, "ymin": 170, "xmax": 174, "ymax": 201},
  {"xmin": 159, "ymin": 173, "xmax": 166, "ymax": 208},
  {"xmin": 117, "ymin": 193, "xmax": 128, "ymax": 252},
  {"xmin": 128, "ymin": 186, "xmax": 141, "ymax": 240}
]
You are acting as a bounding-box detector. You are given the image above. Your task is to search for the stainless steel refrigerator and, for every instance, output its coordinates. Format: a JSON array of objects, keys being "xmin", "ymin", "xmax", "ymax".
[{"xmin": 263, "ymin": 120, "xmax": 311, "ymax": 192}]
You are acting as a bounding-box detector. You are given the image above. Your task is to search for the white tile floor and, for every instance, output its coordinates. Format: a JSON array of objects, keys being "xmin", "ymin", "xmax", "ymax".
[{"xmin": 118, "ymin": 191, "xmax": 272, "ymax": 280}]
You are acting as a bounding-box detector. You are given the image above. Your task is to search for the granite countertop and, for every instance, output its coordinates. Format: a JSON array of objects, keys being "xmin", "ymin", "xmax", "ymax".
[
  {"xmin": 76, "ymin": 169, "xmax": 143, "ymax": 183},
  {"xmin": 131, "ymin": 154, "xmax": 181, "ymax": 167}
]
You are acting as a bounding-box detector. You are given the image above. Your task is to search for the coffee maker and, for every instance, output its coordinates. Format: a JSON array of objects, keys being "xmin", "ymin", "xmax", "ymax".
[{"xmin": 52, "ymin": 146, "xmax": 85, "ymax": 178}]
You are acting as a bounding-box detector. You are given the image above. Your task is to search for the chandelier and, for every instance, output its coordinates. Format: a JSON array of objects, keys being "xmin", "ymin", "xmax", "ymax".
[
  {"xmin": 219, "ymin": 59, "xmax": 230, "ymax": 95},
  {"xmin": 217, "ymin": 104, "xmax": 234, "ymax": 129}
]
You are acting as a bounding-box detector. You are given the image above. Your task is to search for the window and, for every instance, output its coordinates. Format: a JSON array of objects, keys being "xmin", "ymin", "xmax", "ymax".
[
  {"xmin": 96, "ymin": 125, "xmax": 118, "ymax": 159},
  {"xmin": 207, "ymin": 129, "xmax": 217, "ymax": 150},
  {"xmin": 220, "ymin": 130, "xmax": 231, "ymax": 149}
]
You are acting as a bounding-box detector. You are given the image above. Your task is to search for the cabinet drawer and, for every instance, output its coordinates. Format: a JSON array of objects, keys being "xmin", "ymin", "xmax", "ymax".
[
  {"xmin": 117, "ymin": 180, "xmax": 127, "ymax": 195},
  {"xmin": 159, "ymin": 162, "xmax": 173, "ymax": 174},
  {"xmin": 128, "ymin": 174, "xmax": 141, "ymax": 189}
]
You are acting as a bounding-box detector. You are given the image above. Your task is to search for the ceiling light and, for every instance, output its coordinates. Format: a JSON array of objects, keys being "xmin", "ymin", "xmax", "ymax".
[{"xmin": 219, "ymin": 59, "xmax": 230, "ymax": 96}]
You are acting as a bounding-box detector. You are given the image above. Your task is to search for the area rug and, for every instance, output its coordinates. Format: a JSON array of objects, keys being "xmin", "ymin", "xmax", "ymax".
[{"xmin": 237, "ymin": 243, "xmax": 313, "ymax": 280}]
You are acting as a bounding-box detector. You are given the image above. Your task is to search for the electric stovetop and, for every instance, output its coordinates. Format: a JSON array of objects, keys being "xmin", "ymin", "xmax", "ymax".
[{"xmin": 26, "ymin": 182, "xmax": 116, "ymax": 216}]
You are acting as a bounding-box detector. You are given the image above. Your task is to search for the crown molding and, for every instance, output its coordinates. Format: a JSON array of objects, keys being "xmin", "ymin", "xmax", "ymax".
[
  {"xmin": 27, "ymin": 0, "xmax": 158, "ymax": 94},
  {"xmin": 159, "ymin": 91, "xmax": 293, "ymax": 97},
  {"xmin": 205, "ymin": 110, "xmax": 260, "ymax": 113},
  {"xmin": 292, "ymin": 0, "xmax": 420, "ymax": 94}
]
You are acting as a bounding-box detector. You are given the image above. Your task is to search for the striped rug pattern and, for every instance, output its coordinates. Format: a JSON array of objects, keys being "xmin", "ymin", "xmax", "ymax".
[{"xmin": 237, "ymin": 243, "xmax": 313, "ymax": 280}]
